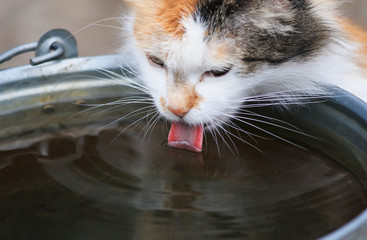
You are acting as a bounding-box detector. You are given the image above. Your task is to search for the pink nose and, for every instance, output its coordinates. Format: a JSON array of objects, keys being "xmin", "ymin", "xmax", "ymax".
[{"xmin": 167, "ymin": 105, "xmax": 189, "ymax": 118}]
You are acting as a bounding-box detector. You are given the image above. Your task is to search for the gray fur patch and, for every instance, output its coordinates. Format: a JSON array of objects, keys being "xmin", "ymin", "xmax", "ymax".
[{"xmin": 195, "ymin": 0, "xmax": 333, "ymax": 73}]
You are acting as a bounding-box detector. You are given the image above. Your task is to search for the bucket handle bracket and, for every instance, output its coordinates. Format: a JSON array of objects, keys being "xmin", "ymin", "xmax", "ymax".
[{"xmin": 0, "ymin": 29, "xmax": 78, "ymax": 66}]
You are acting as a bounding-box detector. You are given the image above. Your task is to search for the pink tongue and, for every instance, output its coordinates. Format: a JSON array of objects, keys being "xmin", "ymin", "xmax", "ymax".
[{"xmin": 168, "ymin": 122, "xmax": 203, "ymax": 152}]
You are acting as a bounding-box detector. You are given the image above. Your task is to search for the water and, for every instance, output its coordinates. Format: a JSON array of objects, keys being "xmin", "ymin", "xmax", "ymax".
[{"xmin": 0, "ymin": 123, "xmax": 366, "ymax": 240}]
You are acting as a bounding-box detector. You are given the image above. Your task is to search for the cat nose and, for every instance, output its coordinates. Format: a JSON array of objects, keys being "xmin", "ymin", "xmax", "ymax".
[{"xmin": 167, "ymin": 105, "xmax": 189, "ymax": 118}]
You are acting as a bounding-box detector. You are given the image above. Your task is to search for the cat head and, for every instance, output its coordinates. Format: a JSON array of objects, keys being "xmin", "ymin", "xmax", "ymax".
[{"xmin": 121, "ymin": 0, "xmax": 339, "ymax": 127}]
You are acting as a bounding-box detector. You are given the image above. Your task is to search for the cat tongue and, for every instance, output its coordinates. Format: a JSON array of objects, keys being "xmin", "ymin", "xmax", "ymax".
[{"xmin": 168, "ymin": 122, "xmax": 203, "ymax": 152}]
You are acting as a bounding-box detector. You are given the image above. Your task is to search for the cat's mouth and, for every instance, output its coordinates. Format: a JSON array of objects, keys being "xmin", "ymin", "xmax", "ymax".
[{"xmin": 168, "ymin": 122, "xmax": 204, "ymax": 153}]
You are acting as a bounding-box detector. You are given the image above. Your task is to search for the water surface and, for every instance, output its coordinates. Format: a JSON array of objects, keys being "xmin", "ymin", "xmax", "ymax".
[{"xmin": 0, "ymin": 123, "xmax": 366, "ymax": 240}]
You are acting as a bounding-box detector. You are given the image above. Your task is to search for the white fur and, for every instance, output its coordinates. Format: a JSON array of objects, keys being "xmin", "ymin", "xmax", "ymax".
[
  {"xmin": 248, "ymin": 40, "xmax": 367, "ymax": 102},
  {"xmin": 120, "ymin": 8, "xmax": 367, "ymax": 129},
  {"xmin": 118, "ymin": 6, "xmax": 137, "ymax": 56}
]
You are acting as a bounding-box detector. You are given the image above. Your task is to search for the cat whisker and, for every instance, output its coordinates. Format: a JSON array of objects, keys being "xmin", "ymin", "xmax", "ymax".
[
  {"xmin": 210, "ymin": 122, "xmax": 230, "ymax": 157},
  {"xmin": 116, "ymin": 63, "xmax": 144, "ymax": 82},
  {"xmin": 202, "ymin": 112, "xmax": 244, "ymax": 156},
  {"xmin": 68, "ymin": 17, "xmax": 125, "ymax": 40},
  {"xmin": 119, "ymin": 58, "xmax": 143, "ymax": 80},
  {"xmin": 237, "ymin": 108, "xmax": 300, "ymax": 127},
  {"xmin": 225, "ymin": 119, "xmax": 269, "ymax": 142},
  {"xmin": 240, "ymin": 98, "xmax": 327, "ymax": 109},
  {"xmin": 145, "ymin": 114, "xmax": 164, "ymax": 145},
  {"xmin": 109, "ymin": 106, "xmax": 158, "ymax": 145},
  {"xmin": 232, "ymin": 114, "xmax": 313, "ymax": 138},
  {"xmin": 67, "ymin": 96, "xmax": 153, "ymax": 120},
  {"xmin": 205, "ymin": 120, "xmax": 222, "ymax": 157},
  {"xmin": 66, "ymin": 69, "xmax": 147, "ymax": 94},
  {"xmin": 243, "ymin": 95, "xmax": 324, "ymax": 102},
  {"xmin": 246, "ymin": 88, "xmax": 318, "ymax": 97},
  {"xmin": 239, "ymin": 88, "xmax": 323, "ymax": 99},
  {"xmin": 242, "ymin": 93, "xmax": 326, "ymax": 101},
  {"xmin": 77, "ymin": 23, "xmax": 122, "ymax": 31},
  {"xmin": 226, "ymin": 114, "xmax": 307, "ymax": 150},
  {"xmin": 93, "ymin": 67, "xmax": 148, "ymax": 93},
  {"xmin": 215, "ymin": 117, "xmax": 265, "ymax": 153},
  {"xmin": 101, "ymin": 105, "xmax": 154, "ymax": 130},
  {"xmin": 211, "ymin": 121, "xmax": 240, "ymax": 156},
  {"xmin": 140, "ymin": 109, "xmax": 161, "ymax": 142},
  {"xmin": 89, "ymin": 100, "xmax": 153, "ymax": 119}
]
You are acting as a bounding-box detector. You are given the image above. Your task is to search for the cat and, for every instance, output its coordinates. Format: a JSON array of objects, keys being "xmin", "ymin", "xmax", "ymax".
[{"xmin": 119, "ymin": 0, "xmax": 367, "ymax": 152}]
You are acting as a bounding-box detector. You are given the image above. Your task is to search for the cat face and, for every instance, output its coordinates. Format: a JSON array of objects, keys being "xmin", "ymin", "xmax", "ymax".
[
  {"xmin": 122, "ymin": 0, "xmax": 334, "ymax": 127},
  {"xmin": 135, "ymin": 15, "xmax": 246, "ymax": 127}
]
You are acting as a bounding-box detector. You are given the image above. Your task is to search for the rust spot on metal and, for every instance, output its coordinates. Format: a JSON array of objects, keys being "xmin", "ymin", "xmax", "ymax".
[
  {"xmin": 42, "ymin": 104, "xmax": 55, "ymax": 114},
  {"xmin": 75, "ymin": 100, "xmax": 87, "ymax": 109}
]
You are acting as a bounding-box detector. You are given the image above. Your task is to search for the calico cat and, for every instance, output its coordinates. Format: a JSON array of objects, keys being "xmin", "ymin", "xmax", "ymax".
[{"xmin": 119, "ymin": 0, "xmax": 367, "ymax": 152}]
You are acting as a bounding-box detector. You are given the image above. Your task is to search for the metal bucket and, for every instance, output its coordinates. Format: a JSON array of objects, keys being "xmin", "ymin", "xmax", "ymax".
[{"xmin": 1, "ymin": 53, "xmax": 367, "ymax": 239}]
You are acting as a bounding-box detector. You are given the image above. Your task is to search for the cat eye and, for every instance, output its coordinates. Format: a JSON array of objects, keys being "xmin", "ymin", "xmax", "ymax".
[
  {"xmin": 146, "ymin": 54, "xmax": 165, "ymax": 68},
  {"xmin": 204, "ymin": 67, "xmax": 231, "ymax": 78}
]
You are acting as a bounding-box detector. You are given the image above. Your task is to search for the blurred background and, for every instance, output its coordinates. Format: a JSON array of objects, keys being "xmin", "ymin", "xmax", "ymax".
[{"xmin": 1, "ymin": 0, "xmax": 367, "ymax": 69}]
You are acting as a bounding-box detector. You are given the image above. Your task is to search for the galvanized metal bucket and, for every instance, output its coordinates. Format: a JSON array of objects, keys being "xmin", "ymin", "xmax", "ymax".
[{"xmin": 1, "ymin": 30, "xmax": 367, "ymax": 240}]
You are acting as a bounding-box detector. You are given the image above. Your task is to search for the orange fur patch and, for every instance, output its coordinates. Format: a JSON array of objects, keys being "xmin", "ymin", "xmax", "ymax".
[
  {"xmin": 166, "ymin": 83, "xmax": 201, "ymax": 116},
  {"xmin": 340, "ymin": 19, "xmax": 367, "ymax": 69},
  {"xmin": 210, "ymin": 43, "xmax": 230, "ymax": 62},
  {"xmin": 133, "ymin": 0, "xmax": 199, "ymax": 43}
]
